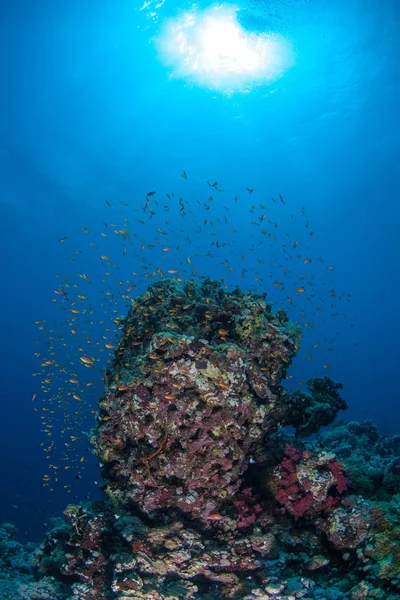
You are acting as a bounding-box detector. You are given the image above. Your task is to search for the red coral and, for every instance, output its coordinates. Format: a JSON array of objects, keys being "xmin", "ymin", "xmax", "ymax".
[
  {"xmin": 327, "ymin": 460, "xmax": 350, "ymax": 494},
  {"xmin": 234, "ymin": 487, "xmax": 262, "ymax": 530},
  {"xmin": 290, "ymin": 492, "xmax": 314, "ymax": 520},
  {"xmin": 275, "ymin": 446, "xmax": 350, "ymax": 521},
  {"xmin": 283, "ymin": 443, "xmax": 302, "ymax": 463},
  {"xmin": 318, "ymin": 495, "xmax": 340, "ymax": 512}
]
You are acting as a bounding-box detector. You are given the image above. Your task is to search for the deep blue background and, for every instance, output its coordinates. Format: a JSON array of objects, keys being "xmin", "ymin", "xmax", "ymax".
[{"xmin": 1, "ymin": 0, "xmax": 399, "ymax": 541}]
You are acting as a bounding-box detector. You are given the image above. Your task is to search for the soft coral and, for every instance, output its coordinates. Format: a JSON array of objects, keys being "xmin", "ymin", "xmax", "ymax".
[
  {"xmin": 275, "ymin": 444, "xmax": 349, "ymax": 520},
  {"xmin": 234, "ymin": 487, "xmax": 263, "ymax": 529}
]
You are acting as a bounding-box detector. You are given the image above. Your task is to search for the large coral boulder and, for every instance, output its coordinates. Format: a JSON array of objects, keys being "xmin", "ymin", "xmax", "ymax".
[{"xmin": 91, "ymin": 279, "xmax": 301, "ymax": 518}]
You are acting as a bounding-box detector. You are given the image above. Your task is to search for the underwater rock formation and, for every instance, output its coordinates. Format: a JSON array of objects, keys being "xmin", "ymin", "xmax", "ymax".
[
  {"xmin": 91, "ymin": 279, "xmax": 302, "ymax": 518},
  {"xmin": 23, "ymin": 280, "xmax": 400, "ymax": 598}
]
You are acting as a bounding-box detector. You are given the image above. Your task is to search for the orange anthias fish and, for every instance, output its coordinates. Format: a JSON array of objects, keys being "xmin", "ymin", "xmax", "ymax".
[
  {"xmin": 80, "ymin": 356, "xmax": 93, "ymax": 365},
  {"xmin": 206, "ymin": 514, "xmax": 227, "ymax": 521}
]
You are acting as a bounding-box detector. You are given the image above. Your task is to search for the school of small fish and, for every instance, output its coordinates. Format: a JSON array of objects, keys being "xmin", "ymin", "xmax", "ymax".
[{"xmin": 32, "ymin": 175, "xmax": 355, "ymax": 496}]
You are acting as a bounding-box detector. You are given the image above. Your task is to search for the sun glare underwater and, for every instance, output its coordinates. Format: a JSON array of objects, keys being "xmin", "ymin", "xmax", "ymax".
[{"xmin": 155, "ymin": 3, "xmax": 294, "ymax": 91}]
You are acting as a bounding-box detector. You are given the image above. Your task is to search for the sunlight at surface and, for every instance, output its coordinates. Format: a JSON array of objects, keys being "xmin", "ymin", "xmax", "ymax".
[{"xmin": 156, "ymin": 4, "xmax": 294, "ymax": 91}]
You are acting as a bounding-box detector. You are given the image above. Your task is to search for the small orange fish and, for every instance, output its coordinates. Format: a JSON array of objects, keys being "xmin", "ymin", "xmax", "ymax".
[
  {"xmin": 295, "ymin": 287, "xmax": 305, "ymax": 293},
  {"xmin": 103, "ymin": 416, "xmax": 112, "ymax": 421},
  {"xmin": 164, "ymin": 394, "xmax": 176, "ymax": 400},
  {"xmin": 217, "ymin": 381, "xmax": 229, "ymax": 389},
  {"xmin": 80, "ymin": 356, "xmax": 93, "ymax": 365},
  {"xmin": 206, "ymin": 514, "xmax": 226, "ymax": 521}
]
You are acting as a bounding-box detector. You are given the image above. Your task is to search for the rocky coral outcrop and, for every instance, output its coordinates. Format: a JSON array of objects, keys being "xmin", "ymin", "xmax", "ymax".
[
  {"xmin": 24, "ymin": 279, "xmax": 400, "ymax": 599},
  {"xmin": 91, "ymin": 279, "xmax": 301, "ymax": 518}
]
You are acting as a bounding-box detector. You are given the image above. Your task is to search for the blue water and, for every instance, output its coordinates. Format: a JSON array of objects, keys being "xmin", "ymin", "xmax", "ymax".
[{"xmin": 1, "ymin": 0, "xmax": 399, "ymax": 544}]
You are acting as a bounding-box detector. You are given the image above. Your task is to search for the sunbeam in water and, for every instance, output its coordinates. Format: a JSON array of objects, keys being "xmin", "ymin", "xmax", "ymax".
[{"xmin": 156, "ymin": 3, "xmax": 294, "ymax": 92}]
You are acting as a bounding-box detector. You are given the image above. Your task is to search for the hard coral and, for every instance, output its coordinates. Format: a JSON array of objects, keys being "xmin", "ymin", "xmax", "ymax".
[
  {"xmin": 318, "ymin": 419, "xmax": 400, "ymax": 499},
  {"xmin": 316, "ymin": 497, "xmax": 377, "ymax": 550},
  {"xmin": 282, "ymin": 376, "xmax": 348, "ymax": 437}
]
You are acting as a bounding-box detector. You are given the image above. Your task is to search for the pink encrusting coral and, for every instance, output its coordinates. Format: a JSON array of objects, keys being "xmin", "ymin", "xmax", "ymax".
[{"xmin": 275, "ymin": 443, "xmax": 350, "ymax": 520}]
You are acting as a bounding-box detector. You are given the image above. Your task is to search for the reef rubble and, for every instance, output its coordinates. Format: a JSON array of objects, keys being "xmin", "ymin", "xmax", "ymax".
[{"xmin": 7, "ymin": 279, "xmax": 400, "ymax": 599}]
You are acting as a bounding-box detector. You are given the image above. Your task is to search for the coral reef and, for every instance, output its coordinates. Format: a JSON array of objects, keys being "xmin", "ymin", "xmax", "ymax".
[
  {"xmin": 319, "ymin": 419, "xmax": 400, "ymax": 499},
  {"xmin": 11, "ymin": 280, "xmax": 400, "ymax": 599},
  {"xmin": 318, "ymin": 420, "xmax": 400, "ymax": 591},
  {"xmin": 0, "ymin": 522, "xmax": 68, "ymax": 599}
]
